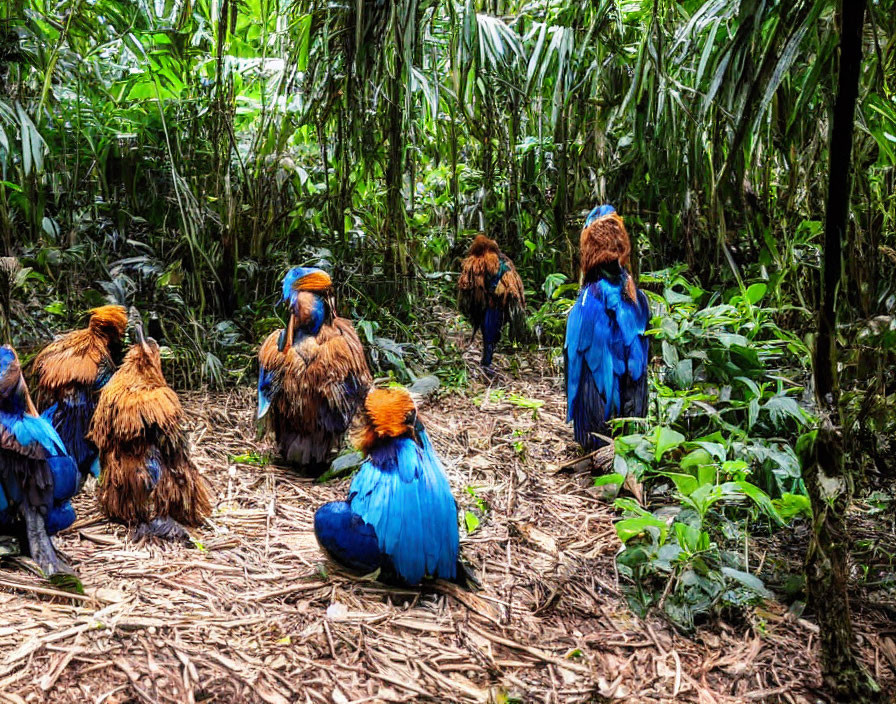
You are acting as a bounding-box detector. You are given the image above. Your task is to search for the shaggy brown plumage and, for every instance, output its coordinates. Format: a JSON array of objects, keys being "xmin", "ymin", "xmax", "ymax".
[
  {"xmin": 32, "ymin": 305, "xmax": 127, "ymax": 405},
  {"xmin": 579, "ymin": 212, "xmax": 637, "ymax": 300},
  {"xmin": 259, "ymin": 315, "xmax": 371, "ymax": 466},
  {"xmin": 88, "ymin": 334, "xmax": 211, "ymax": 530},
  {"xmin": 457, "ymin": 235, "xmax": 527, "ymax": 366},
  {"xmin": 458, "ymin": 235, "xmax": 526, "ymax": 320}
]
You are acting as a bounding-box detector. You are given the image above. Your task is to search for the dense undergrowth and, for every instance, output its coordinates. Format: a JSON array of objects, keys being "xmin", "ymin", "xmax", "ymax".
[{"xmin": 0, "ymin": 3, "xmax": 894, "ymax": 690}]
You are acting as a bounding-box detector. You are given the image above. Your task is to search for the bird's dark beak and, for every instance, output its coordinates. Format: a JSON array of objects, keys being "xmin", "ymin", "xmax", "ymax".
[
  {"xmin": 134, "ymin": 322, "xmax": 151, "ymax": 355},
  {"xmin": 279, "ymin": 314, "xmax": 295, "ymax": 352}
]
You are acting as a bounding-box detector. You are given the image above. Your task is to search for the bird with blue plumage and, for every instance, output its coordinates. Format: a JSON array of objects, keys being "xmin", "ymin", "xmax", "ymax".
[
  {"xmin": 313, "ymin": 387, "xmax": 460, "ymax": 586},
  {"xmin": 564, "ymin": 205, "xmax": 650, "ymax": 451},
  {"xmin": 32, "ymin": 305, "xmax": 128, "ymax": 485},
  {"xmin": 457, "ymin": 235, "xmax": 526, "ymax": 368},
  {"xmin": 257, "ymin": 267, "xmax": 371, "ymax": 469},
  {"xmin": 0, "ymin": 344, "xmax": 79, "ymax": 576}
]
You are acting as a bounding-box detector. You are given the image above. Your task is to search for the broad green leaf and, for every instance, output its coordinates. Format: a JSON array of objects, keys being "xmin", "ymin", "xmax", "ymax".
[
  {"xmin": 745, "ymin": 283, "xmax": 767, "ymax": 304},
  {"xmin": 654, "ymin": 427, "xmax": 685, "ymax": 461},
  {"xmin": 721, "ymin": 567, "xmax": 772, "ymax": 598},
  {"xmin": 615, "ymin": 516, "xmax": 667, "ymax": 544}
]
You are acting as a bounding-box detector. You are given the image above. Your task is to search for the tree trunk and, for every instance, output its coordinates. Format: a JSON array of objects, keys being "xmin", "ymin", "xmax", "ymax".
[{"xmin": 804, "ymin": 1, "xmax": 880, "ymax": 700}]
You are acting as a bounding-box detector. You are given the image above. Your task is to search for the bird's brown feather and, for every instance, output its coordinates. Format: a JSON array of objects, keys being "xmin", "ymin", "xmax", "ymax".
[
  {"xmin": 458, "ymin": 235, "xmax": 526, "ymax": 338},
  {"xmin": 32, "ymin": 304, "xmax": 127, "ymax": 406},
  {"xmin": 580, "ymin": 213, "xmax": 637, "ymax": 300},
  {"xmin": 88, "ymin": 343, "xmax": 211, "ymax": 527}
]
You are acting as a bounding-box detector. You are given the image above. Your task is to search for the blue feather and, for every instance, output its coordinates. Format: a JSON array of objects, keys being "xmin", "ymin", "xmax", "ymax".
[
  {"xmin": 45, "ymin": 391, "xmax": 97, "ymax": 474},
  {"xmin": 346, "ymin": 434, "xmax": 458, "ymax": 585},
  {"xmin": 45, "ymin": 501, "xmax": 76, "ymax": 534},
  {"xmin": 565, "ymin": 275, "xmax": 649, "ymax": 449},
  {"xmin": 0, "ymin": 348, "xmax": 79, "ymax": 536},
  {"xmin": 146, "ymin": 447, "xmax": 162, "ymax": 487},
  {"xmin": 0, "ymin": 411, "xmax": 69, "ymax": 458},
  {"xmin": 257, "ymin": 362, "xmax": 275, "ymax": 419},
  {"xmin": 48, "ymin": 455, "xmax": 78, "ymax": 501},
  {"xmin": 281, "ymin": 266, "xmax": 325, "ymax": 305},
  {"xmin": 314, "ymin": 501, "xmax": 382, "ymax": 573},
  {"xmin": 307, "ymin": 295, "xmax": 326, "ymax": 334},
  {"xmin": 481, "ymin": 307, "xmax": 503, "ymax": 367},
  {"xmin": 584, "ymin": 203, "xmax": 616, "ymax": 227}
]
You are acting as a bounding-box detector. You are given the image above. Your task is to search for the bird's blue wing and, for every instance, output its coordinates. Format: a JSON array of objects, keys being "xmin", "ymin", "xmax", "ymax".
[
  {"xmin": 0, "ymin": 411, "xmax": 78, "ymax": 535},
  {"xmin": 6, "ymin": 412, "xmax": 68, "ymax": 458},
  {"xmin": 565, "ymin": 278, "xmax": 648, "ymax": 448},
  {"xmin": 416, "ymin": 428, "xmax": 459, "ymax": 579},
  {"xmin": 349, "ymin": 435, "xmax": 458, "ymax": 585},
  {"xmin": 43, "ymin": 389, "xmax": 97, "ymax": 474},
  {"xmin": 257, "ymin": 361, "xmax": 275, "ymax": 419}
]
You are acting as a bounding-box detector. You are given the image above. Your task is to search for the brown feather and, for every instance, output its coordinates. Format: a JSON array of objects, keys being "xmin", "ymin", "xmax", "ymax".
[
  {"xmin": 579, "ymin": 212, "xmax": 638, "ymax": 300},
  {"xmin": 354, "ymin": 387, "xmax": 416, "ymax": 455},
  {"xmin": 580, "ymin": 212, "xmax": 631, "ymax": 272},
  {"xmin": 32, "ymin": 305, "xmax": 127, "ymax": 407},
  {"xmin": 458, "ymin": 234, "xmax": 526, "ymax": 338},
  {"xmin": 259, "ymin": 314, "xmax": 372, "ymax": 464},
  {"xmin": 88, "ymin": 341, "xmax": 211, "ymax": 527}
]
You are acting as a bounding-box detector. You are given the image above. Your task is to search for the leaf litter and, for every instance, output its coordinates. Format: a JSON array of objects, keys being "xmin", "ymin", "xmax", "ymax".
[{"xmin": 0, "ymin": 352, "xmax": 892, "ymax": 703}]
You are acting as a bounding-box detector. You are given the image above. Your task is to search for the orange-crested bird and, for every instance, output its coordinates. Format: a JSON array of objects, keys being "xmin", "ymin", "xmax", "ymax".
[
  {"xmin": 457, "ymin": 235, "xmax": 526, "ymax": 368},
  {"xmin": 0, "ymin": 345, "xmax": 79, "ymax": 575},
  {"xmin": 565, "ymin": 205, "xmax": 649, "ymax": 450},
  {"xmin": 32, "ymin": 305, "xmax": 128, "ymax": 484},
  {"xmin": 88, "ymin": 324, "xmax": 211, "ymax": 539},
  {"xmin": 314, "ymin": 386, "xmax": 460, "ymax": 586},
  {"xmin": 257, "ymin": 267, "xmax": 372, "ymax": 468}
]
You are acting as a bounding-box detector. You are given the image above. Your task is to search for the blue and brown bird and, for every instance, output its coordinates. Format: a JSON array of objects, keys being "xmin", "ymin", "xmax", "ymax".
[
  {"xmin": 565, "ymin": 205, "xmax": 650, "ymax": 451},
  {"xmin": 314, "ymin": 387, "xmax": 459, "ymax": 586},
  {"xmin": 257, "ymin": 267, "xmax": 371, "ymax": 468},
  {"xmin": 32, "ymin": 305, "xmax": 128, "ymax": 485},
  {"xmin": 0, "ymin": 345, "xmax": 79, "ymax": 575},
  {"xmin": 87, "ymin": 324, "xmax": 211, "ymax": 540},
  {"xmin": 457, "ymin": 235, "xmax": 526, "ymax": 368}
]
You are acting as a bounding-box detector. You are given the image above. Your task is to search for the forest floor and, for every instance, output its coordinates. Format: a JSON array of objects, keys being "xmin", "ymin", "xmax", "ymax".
[{"xmin": 0, "ymin": 351, "xmax": 894, "ymax": 704}]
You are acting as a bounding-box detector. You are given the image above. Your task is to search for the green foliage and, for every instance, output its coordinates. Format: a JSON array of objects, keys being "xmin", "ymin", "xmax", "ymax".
[{"xmin": 610, "ymin": 268, "xmax": 815, "ymax": 631}]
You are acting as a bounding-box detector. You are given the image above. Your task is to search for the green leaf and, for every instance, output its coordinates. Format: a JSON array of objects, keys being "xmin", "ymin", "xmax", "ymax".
[
  {"xmin": 654, "ymin": 427, "xmax": 685, "ymax": 461},
  {"xmin": 720, "ymin": 567, "xmax": 772, "ymax": 598},
  {"xmin": 666, "ymin": 472, "xmax": 698, "ymax": 497},
  {"xmin": 49, "ymin": 572, "xmax": 85, "ymax": 595},
  {"xmin": 745, "ymin": 283, "xmax": 767, "ymax": 305},
  {"xmin": 680, "ymin": 448, "xmax": 713, "ymax": 471},
  {"xmin": 615, "ymin": 515, "xmax": 667, "ymax": 544},
  {"xmin": 726, "ymin": 481, "xmax": 785, "ymax": 526},
  {"xmin": 464, "ymin": 511, "xmax": 480, "ymax": 534}
]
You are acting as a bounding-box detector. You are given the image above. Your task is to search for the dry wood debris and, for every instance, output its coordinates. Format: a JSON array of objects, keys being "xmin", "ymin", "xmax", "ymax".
[{"xmin": 0, "ymin": 353, "xmax": 892, "ymax": 703}]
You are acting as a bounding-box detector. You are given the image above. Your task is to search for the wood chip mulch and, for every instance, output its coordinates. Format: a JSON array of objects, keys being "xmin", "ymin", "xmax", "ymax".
[{"xmin": 0, "ymin": 353, "xmax": 893, "ymax": 703}]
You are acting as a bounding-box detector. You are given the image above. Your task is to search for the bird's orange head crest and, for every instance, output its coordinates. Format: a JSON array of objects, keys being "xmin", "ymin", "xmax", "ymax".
[
  {"xmin": 87, "ymin": 305, "xmax": 128, "ymax": 339},
  {"xmin": 580, "ymin": 211, "xmax": 632, "ymax": 274},
  {"xmin": 356, "ymin": 387, "xmax": 418, "ymax": 453},
  {"xmin": 468, "ymin": 234, "xmax": 500, "ymax": 257},
  {"xmin": 281, "ymin": 267, "xmax": 332, "ymax": 303}
]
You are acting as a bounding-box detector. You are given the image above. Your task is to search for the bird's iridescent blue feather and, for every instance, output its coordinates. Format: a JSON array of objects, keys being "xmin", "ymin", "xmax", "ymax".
[
  {"xmin": 281, "ymin": 266, "xmax": 321, "ymax": 305},
  {"xmin": 0, "ymin": 394, "xmax": 79, "ymax": 535},
  {"xmin": 348, "ymin": 433, "xmax": 458, "ymax": 585},
  {"xmin": 565, "ymin": 275, "xmax": 649, "ymax": 448},
  {"xmin": 257, "ymin": 362, "xmax": 275, "ymax": 419},
  {"xmin": 584, "ymin": 203, "xmax": 616, "ymax": 227}
]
